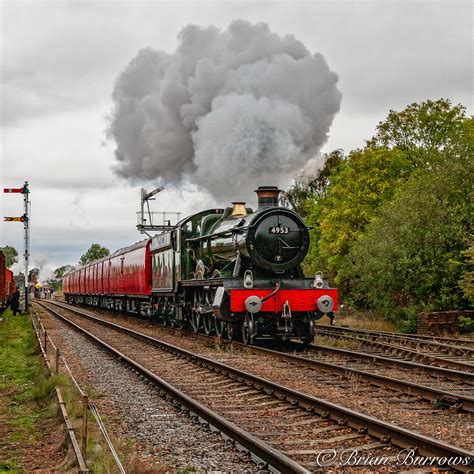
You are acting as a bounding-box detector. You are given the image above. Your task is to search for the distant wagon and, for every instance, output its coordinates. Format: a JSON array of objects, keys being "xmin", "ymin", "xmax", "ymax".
[{"xmin": 0, "ymin": 251, "xmax": 16, "ymax": 312}]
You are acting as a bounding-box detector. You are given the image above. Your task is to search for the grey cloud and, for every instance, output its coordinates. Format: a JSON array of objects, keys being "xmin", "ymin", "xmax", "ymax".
[
  {"xmin": 310, "ymin": 2, "xmax": 473, "ymax": 113},
  {"xmin": 1, "ymin": 1, "xmax": 471, "ymax": 268},
  {"xmin": 0, "ymin": 2, "xmax": 146, "ymax": 127}
]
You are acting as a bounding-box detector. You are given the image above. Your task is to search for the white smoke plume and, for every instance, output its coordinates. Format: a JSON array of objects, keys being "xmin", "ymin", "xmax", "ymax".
[{"xmin": 109, "ymin": 20, "xmax": 341, "ymax": 202}]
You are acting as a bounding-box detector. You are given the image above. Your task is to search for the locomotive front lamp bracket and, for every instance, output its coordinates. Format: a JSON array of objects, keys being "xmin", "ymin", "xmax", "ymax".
[
  {"xmin": 314, "ymin": 271, "xmax": 324, "ymax": 289},
  {"xmin": 243, "ymin": 270, "xmax": 254, "ymax": 289}
]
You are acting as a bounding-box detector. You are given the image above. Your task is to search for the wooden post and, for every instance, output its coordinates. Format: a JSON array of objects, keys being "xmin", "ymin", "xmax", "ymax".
[
  {"xmin": 55, "ymin": 348, "xmax": 60, "ymax": 374},
  {"xmin": 44, "ymin": 330, "xmax": 47, "ymax": 354},
  {"xmin": 82, "ymin": 395, "xmax": 88, "ymax": 458}
]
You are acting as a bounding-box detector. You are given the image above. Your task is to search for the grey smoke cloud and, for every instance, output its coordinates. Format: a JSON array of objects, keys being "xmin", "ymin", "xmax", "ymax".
[{"xmin": 109, "ymin": 20, "xmax": 341, "ymax": 201}]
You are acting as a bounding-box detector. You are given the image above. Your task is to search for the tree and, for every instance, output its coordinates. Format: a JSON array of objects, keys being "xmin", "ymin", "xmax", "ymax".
[
  {"xmin": 79, "ymin": 244, "xmax": 110, "ymax": 265},
  {"xmin": 0, "ymin": 245, "xmax": 19, "ymax": 268},
  {"xmin": 367, "ymin": 98, "xmax": 467, "ymax": 164},
  {"xmin": 304, "ymin": 147, "xmax": 410, "ymax": 279},
  {"xmin": 458, "ymin": 239, "xmax": 474, "ymax": 305},
  {"xmin": 302, "ymin": 101, "xmax": 471, "ymax": 286},
  {"xmin": 281, "ymin": 150, "xmax": 344, "ymax": 217},
  {"xmin": 340, "ymin": 146, "xmax": 473, "ymax": 315},
  {"xmin": 45, "ymin": 279, "xmax": 61, "ymax": 291},
  {"xmin": 54, "ymin": 264, "xmax": 75, "ymax": 279}
]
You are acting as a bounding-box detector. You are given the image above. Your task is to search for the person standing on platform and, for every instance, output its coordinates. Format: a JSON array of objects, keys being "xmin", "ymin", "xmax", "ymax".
[{"xmin": 11, "ymin": 289, "xmax": 20, "ymax": 316}]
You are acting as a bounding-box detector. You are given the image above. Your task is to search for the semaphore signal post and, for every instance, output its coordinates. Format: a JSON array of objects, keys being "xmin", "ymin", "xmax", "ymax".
[
  {"xmin": 3, "ymin": 181, "xmax": 30, "ymax": 311},
  {"xmin": 137, "ymin": 186, "xmax": 181, "ymax": 235}
]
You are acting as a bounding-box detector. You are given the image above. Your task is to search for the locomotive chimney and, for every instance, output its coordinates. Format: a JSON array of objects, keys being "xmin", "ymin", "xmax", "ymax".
[
  {"xmin": 231, "ymin": 201, "xmax": 247, "ymax": 217},
  {"xmin": 255, "ymin": 186, "xmax": 282, "ymax": 210}
]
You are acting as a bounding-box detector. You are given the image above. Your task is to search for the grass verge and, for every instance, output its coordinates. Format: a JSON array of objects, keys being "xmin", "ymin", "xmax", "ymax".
[
  {"xmin": 0, "ymin": 309, "xmax": 70, "ymax": 472},
  {"xmin": 318, "ymin": 309, "xmax": 398, "ymax": 332}
]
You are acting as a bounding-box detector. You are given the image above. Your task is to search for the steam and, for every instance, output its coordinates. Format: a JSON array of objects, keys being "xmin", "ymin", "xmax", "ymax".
[{"xmin": 109, "ymin": 20, "xmax": 341, "ymax": 201}]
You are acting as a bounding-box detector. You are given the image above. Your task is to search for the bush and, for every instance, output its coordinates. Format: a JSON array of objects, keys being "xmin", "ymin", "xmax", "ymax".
[
  {"xmin": 459, "ymin": 316, "xmax": 474, "ymax": 334},
  {"xmin": 395, "ymin": 307, "xmax": 419, "ymax": 334},
  {"xmin": 339, "ymin": 150, "xmax": 472, "ymax": 319}
]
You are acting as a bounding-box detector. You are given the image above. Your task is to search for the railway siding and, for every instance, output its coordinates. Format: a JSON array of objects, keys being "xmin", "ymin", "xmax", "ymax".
[{"xmin": 315, "ymin": 325, "xmax": 474, "ymax": 372}]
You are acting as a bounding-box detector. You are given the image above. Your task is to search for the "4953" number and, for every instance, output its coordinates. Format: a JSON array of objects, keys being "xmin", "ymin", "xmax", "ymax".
[{"xmin": 269, "ymin": 226, "xmax": 289, "ymax": 234}]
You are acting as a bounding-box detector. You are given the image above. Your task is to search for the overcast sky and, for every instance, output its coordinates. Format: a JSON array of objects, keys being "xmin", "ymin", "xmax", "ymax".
[{"xmin": 0, "ymin": 0, "xmax": 472, "ymax": 280}]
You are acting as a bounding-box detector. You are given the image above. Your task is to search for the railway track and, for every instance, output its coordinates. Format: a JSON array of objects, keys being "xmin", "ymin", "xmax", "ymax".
[
  {"xmin": 36, "ymin": 301, "xmax": 473, "ymax": 472},
  {"xmin": 300, "ymin": 344, "xmax": 474, "ymax": 400},
  {"xmin": 315, "ymin": 325, "xmax": 474, "ymax": 372},
  {"xmin": 353, "ymin": 330, "xmax": 474, "ymax": 347},
  {"xmin": 49, "ymin": 300, "xmax": 474, "ymax": 412}
]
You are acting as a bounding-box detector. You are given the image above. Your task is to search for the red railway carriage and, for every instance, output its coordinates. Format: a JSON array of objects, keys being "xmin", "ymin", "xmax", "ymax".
[
  {"xmin": 108, "ymin": 240, "xmax": 152, "ymax": 295},
  {"xmin": 5, "ymin": 269, "xmax": 14, "ymax": 296},
  {"xmin": 64, "ymin": 240, "xmax": 152, "ymax": 313},
  {"xmin": 0, "ymin": 252, "xmax": 5, "ymax": 310},
  {"xmin": 0, "ymin": 251, "xmax": 16, "ymax": 312}
]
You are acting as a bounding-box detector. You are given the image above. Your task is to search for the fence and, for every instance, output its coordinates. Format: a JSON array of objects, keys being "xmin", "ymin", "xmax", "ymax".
[{"xmin": 30, "ymin": 308, "xmax": 125, "ymax": 473}]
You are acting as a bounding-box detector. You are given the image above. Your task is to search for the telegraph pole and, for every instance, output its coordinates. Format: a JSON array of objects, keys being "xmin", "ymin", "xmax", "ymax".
[{"xmin": 3, "ymin": 181, "xmax": 30, "ymax": 311}]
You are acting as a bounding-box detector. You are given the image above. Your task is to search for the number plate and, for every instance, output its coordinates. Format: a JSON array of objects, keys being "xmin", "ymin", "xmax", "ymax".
[{"xmin": 269, "ymin": 226, "xmax": 289, "ymax": 234}]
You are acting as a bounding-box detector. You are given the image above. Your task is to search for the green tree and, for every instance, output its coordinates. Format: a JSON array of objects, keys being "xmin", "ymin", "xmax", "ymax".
[
  {"xmin": 45, "ymin": 279, "xmax": 61, "ymax": 291},
  {"xmin": 53, "ymin": 264, "xmax": 75, "ymax": 279},
  {"xmin": 0, "ymin": 245, "xmax": 19, "ymax": 268},
  {"xmin": 303, "ymin": 100, "xmax": 471, "ymax": 286},
  {"xmin": 305, "ymin": 147, "xmax": 410, "ymax": 279},
  {"xmin": 79, "ymin": 244, "xmax": 110, "ymax": 265},
  {"xmin": 340, "ymin": 146, "xmax": 473, "ymax": 316},
  {"xmin": 281, "ymin": 150, "xmax": 344, "ymax": 217},
  {"xmin": 367, "ymin": 98, "xmax": 467, "ymax": 164},
  {"xmin": 458, "ymin": 240, "xmax": 474, "ymax": 305}
]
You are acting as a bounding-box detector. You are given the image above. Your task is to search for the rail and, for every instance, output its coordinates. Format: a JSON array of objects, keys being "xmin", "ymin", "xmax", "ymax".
[
  {"xmin": 317, "ymin": 324, "xmax": 474, "ymax": 351},
  {"xmin": 38, "ymin": 301, "xmax": 311, "ymax": 473},
  {"xmin": 315, "ymin": 326, "xmax": 474, "ymax": 372}
]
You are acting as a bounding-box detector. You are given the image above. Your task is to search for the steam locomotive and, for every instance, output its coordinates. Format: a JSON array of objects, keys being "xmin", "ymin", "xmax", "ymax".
[{"xmin": 63, "ymin": 186, "xmax": 338, "ymax": 344}]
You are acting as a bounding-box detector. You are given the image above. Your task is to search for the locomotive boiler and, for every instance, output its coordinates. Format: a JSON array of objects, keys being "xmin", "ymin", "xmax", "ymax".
[
  {"xmin": 63, "ymin": 186, "xmax": 338, "ymax": 344},
  {"xmin": 193, "ymin": 187, "xmax": 309, "ymax": 275}
]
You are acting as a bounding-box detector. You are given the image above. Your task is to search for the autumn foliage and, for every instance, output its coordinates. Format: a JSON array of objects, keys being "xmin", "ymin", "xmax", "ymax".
[{"xmin": 286, "ymin": 99, "xmax": 473, "ymax": 325}]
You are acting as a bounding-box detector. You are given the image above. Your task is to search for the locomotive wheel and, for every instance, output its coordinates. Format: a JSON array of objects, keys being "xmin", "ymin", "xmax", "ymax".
[
  {"xmin": 191, "ymin": 291, "xmax": 201, "ymax": 333},
  {"xmin": 214, "ymin": 318, "xmax": 226, "ymax": 338},
  {"xmin": 160, "ymin": 300, "xmax": 169, "ymax": 325},
  {"xmin": 242, "ymin": 313, "xmax": 256, "ymax": 345},
  {"xmin": 203, "ymin": 313, "xmax": 214, "ymax": 336},
  {"xmin": 301, "ymin": 319, "xmax": 315, "ymax": 346},
  {"xmin": 226, "ymin": 322, "xmax": 238, "ymax": 341},
  {"xmin": 191, "ymin": 309, "xmax": 201, "ymax": 333}
]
